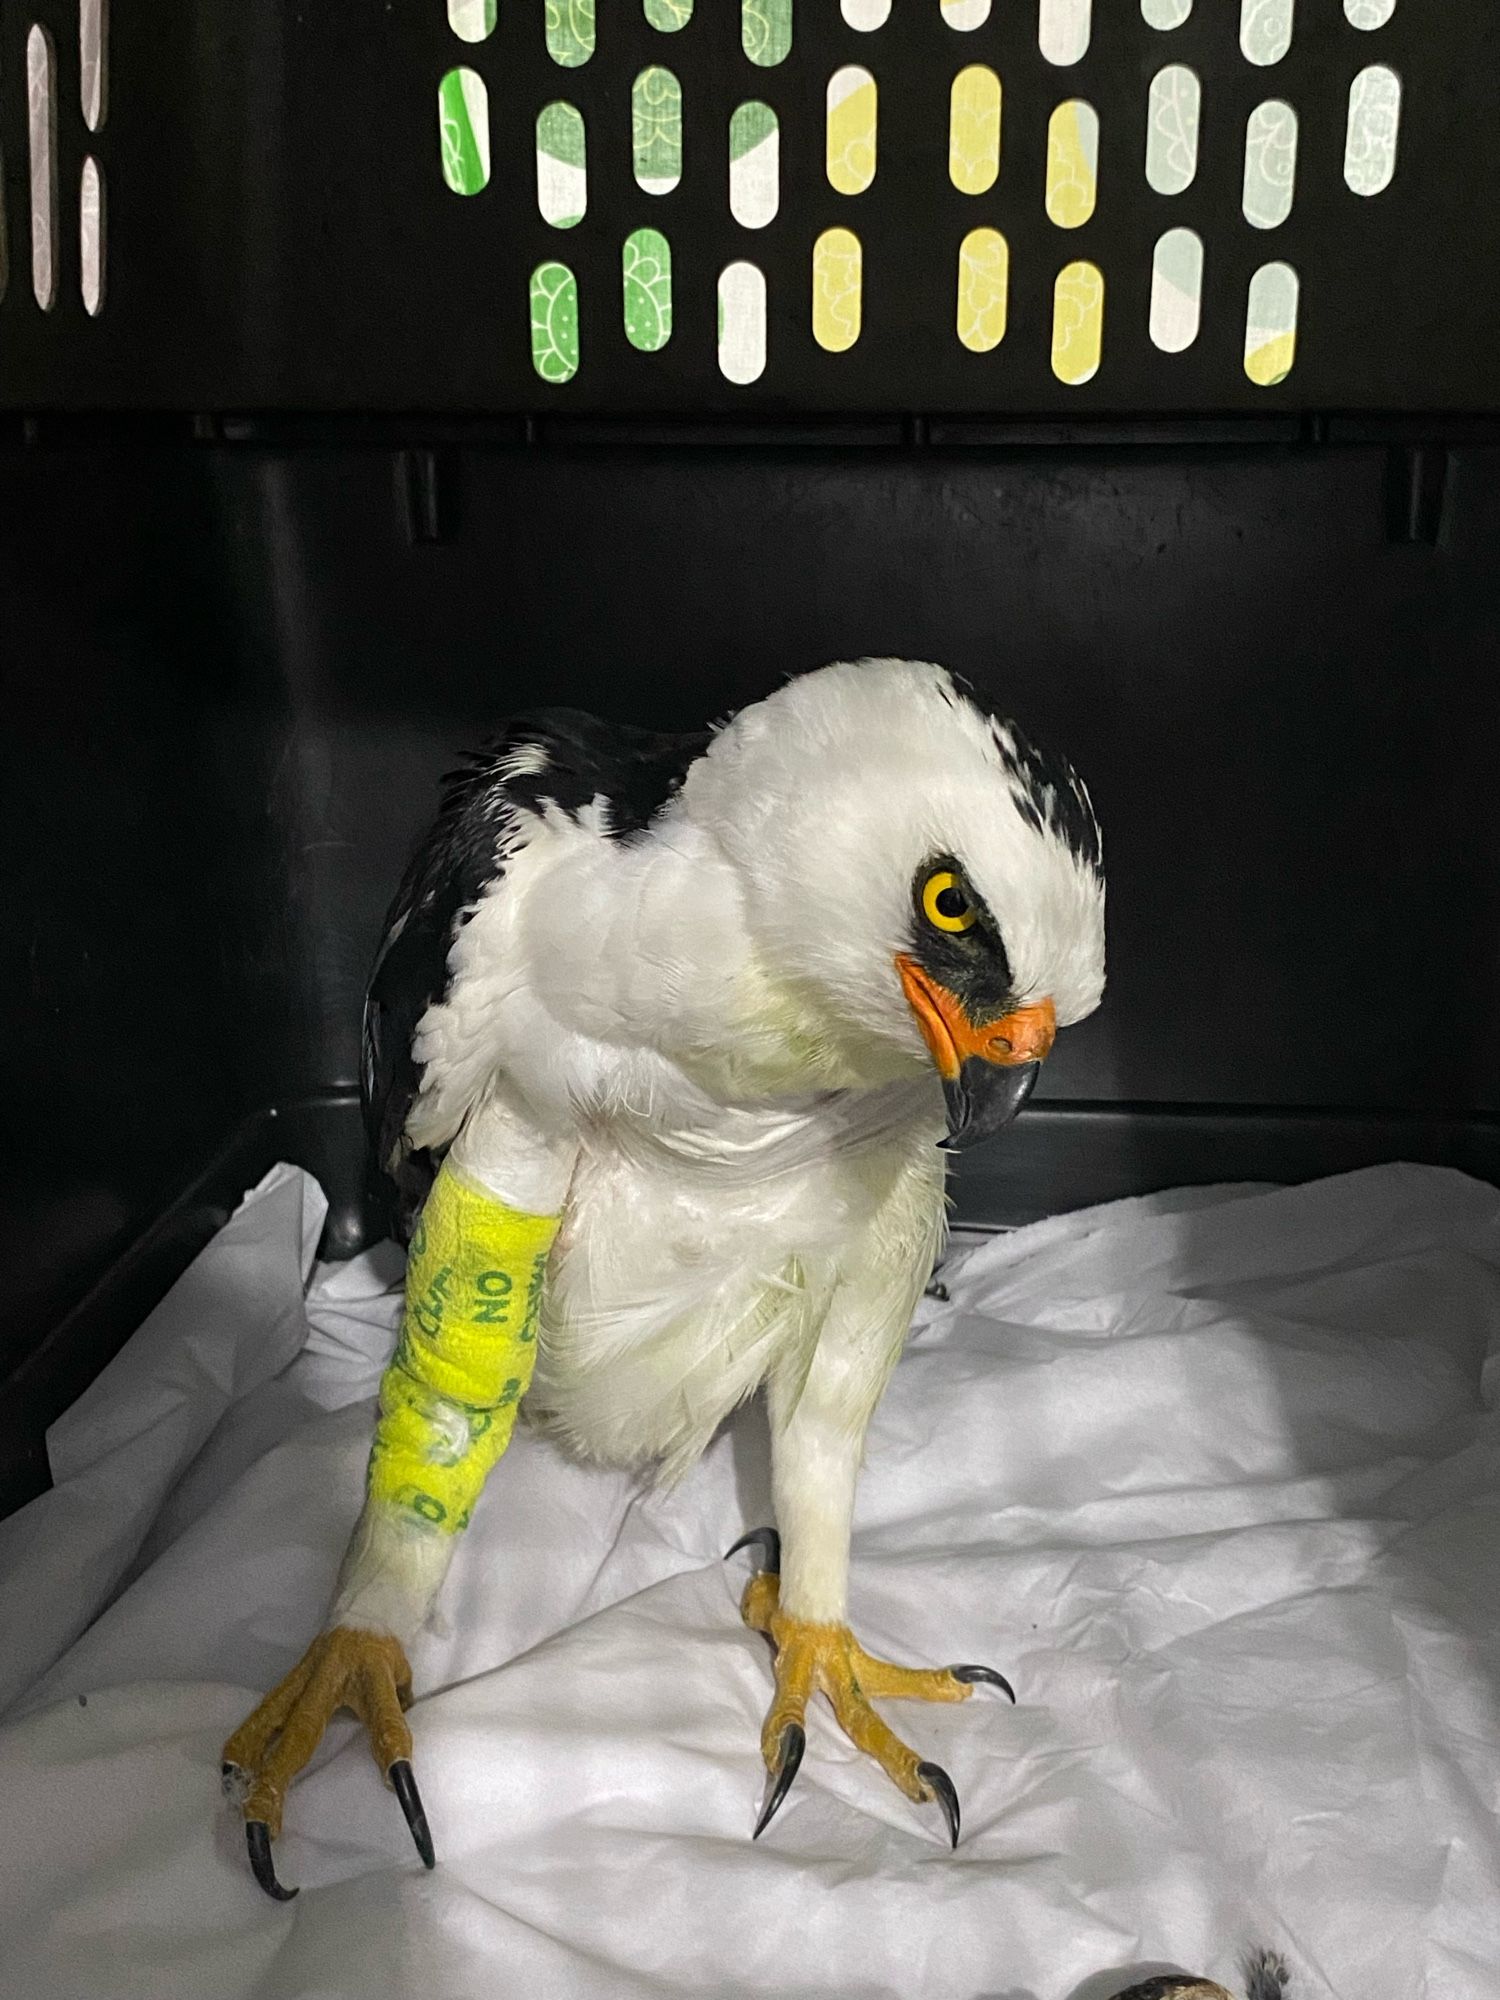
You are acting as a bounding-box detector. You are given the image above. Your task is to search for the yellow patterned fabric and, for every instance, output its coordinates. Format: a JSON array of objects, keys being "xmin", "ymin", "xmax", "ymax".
[
  {"xmin": 826, "ymin": 68, "xmax": 877, "ymax": 196},
  {"xmin": 949, "ymin": 66, "xmax": 1000, "ymax": 197},
  {"xmin": 1052, "ymin": 259, "xmax": 1104, "ymax": 386},
  {"xmin": 957, "ymin": 228, "xmax": 1008, "ymax": 353},
  {"xmin": 366, "ymin": 1164, "xmax": 560, "ymax": 1533},
  {"xmin": 813, "ymin": 227, "xmax": 862, "ymax": 353},
  {"xmin": 1045, "ymin": 100, "xmax": 1098, "ymax": 230}
]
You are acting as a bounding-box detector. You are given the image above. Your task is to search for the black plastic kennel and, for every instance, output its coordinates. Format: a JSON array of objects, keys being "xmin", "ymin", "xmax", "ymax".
[
  {"xmin": 5, "ymin": 9, "xmax": 1500, "ymax": 1998},
  {"xmin": 5, "ymin": 0, "xmax": 1499, "ymax": 1526}
]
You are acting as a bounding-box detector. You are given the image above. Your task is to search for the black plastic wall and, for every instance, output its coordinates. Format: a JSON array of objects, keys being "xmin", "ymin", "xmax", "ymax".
[
  {"xmin": 5, "ymin": 432, "xmax": 1500, "ymax": 1502},
  {"xmin": 4, "ymin": 452, "xmax": 272, "ymax": 1375},
  {"xmin": 3, "ymin": 1, "xmax": 1497, "ymax": 414}
]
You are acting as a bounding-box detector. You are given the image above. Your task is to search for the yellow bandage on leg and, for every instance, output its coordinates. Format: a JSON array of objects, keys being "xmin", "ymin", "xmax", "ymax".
[{"xmin": 366, "ymin": 1163, "xmax": 561, "ymax": 1534}]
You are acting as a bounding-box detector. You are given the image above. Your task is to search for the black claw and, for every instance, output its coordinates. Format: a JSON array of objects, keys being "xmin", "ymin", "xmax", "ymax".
[
  {"xmin": 389, "ymin": 1759, "xmax": 436, "ymax": 1869},
  {"xmin": 724, "ymin": 1526, "xmax": 781, "ymax": 1575},
  {"xmin": 220, "ymin": 1761, "xmax": 240, "ymax": 1798},
  {"xmin": 918, "ymin": 1761, "xmax": 961, "ymax": 1849},
  {"xmin": 924, "ymin": 1280, "xmax": 950, "ymax": 1302},
  {"xmin": 245, "ymin": 1821, "xmax": 298, "ymax": 1901},
  {"xmin": 950, "ymin": 1663, "xmax": 1016, "ymax": 1704},
  {"xmin": 752, "ymin": 1723, "xmax": 805, "ymax": 1840}
]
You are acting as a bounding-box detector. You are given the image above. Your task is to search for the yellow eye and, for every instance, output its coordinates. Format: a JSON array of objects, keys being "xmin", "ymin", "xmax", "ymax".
[{"xmin": 922, "ymin": 870, "xmax": 977, "ymax": 934}]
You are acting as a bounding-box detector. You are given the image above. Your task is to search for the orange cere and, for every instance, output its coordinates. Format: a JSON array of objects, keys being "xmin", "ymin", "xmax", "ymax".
[{"xmin": 895, "ymin": 955, "xmax": 1057, "ymax": 1081}]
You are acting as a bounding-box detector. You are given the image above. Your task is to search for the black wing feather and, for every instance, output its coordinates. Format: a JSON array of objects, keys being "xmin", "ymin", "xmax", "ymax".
[{"xmin": 361, "ymin": 709, "xmax": 710, "ymax": 1239}]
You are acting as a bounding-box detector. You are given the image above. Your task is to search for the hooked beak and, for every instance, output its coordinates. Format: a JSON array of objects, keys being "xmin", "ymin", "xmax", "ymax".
[
  {"xmin": 939, "ymin": 1059, "xmax": 1040, "ymax": 1151},
  {"xmin": 894, "ymin": 956, "xmax": 1057, "ymax": 1152}
]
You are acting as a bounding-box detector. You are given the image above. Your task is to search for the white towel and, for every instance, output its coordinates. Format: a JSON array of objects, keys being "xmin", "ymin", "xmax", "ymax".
[{"xmin": 1, "ymin": 1161, "xmax": 1496, "ymax": 2000}]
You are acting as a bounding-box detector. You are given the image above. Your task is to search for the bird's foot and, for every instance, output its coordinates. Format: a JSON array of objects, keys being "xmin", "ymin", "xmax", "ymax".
[
  {"xmin": 727, "ymin": 1530, "xmax": 1013, "ymax": 1846},
  {"xmin": 220, "ymin": 1627, "xmax": 433, "ymax": 1899}
]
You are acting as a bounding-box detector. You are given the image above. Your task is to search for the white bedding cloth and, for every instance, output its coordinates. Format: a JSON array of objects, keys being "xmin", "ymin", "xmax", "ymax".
[{"xmin": 1, "ymin": 1162, "xmax": 1498, "ymax": 2000}]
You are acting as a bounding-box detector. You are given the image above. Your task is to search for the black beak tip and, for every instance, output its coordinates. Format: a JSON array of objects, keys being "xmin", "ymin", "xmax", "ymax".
[{"xmin": 941, "ymin": 1059, "xmax": 1042, "ymax": 1152}]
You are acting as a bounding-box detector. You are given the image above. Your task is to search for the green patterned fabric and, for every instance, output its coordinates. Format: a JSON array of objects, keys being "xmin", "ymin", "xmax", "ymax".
[
  {"xmin": 742, "ymin": 0, "xmax": 792, "ymax": 67},
  {"xmin": 1344, "ymin": 64, "xmax": 1400, "ymax": 196},
  {"xmin": 1146, "ymin": 64, "xmax": 1199, "ymax": 196},
  {"xmin": 1242, "ymin": 98, "xmax": 1297, "ymax": 228},
  {"xmin": 538, "ymin": 100, "xmax": 585, "ymax": 170},
  {"xmin": 447, "ymin": 0, "xmax": 496, "ymax": 42},
  {"xmin": 1240, "ymin": 0, "xmax": 1293, "ymax": 66},
  {"xmin": 644, "ymin": 0, "xmax": 693, "ymax": 27},
  {"xmin": 531, "ymin": 262, "xmax": 579, "ymax": 382},
  {"xmin": 1148, "ymin": 225, "xmax": 1202, "ymax": 353},
  {"xmin": 729, "ymin": 100, "xmax": 778, "ymax": 227},
  {"xmin": 633, "ymin": 66, "xmax": 682, "ymax": 193},
  {"xmin": 731, "ymin": 100, "xmax": 777, "ymax": 160},
  {"xmin": 537, "ymin": 101, "xmax": 586, "ymax": 226},
  {"xmin": 439, "ymin": 68, "xmax": 489, "ymax": 195},
  {"xmin": 545, "ymin": 0, "xmax": 594, "ymax": 67},
  {"xmin": 623, "ymin": 229, "xmax": 673, "ymax": 351}
]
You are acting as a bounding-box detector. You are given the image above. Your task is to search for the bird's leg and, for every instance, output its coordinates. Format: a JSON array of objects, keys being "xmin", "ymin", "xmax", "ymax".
[
  {"xmin": 731, "ymin": 1303, "xmax": 1012, "ymax": 1846},
  {"xmin": 221, "ymin": 1131, "xmax": 570, "ymax": 1899}
]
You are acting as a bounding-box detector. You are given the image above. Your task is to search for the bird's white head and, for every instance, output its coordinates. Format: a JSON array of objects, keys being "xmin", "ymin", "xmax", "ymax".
[{"xmin": 677, "ymin": 659, "xmax": 1105, "ymax": 1142}]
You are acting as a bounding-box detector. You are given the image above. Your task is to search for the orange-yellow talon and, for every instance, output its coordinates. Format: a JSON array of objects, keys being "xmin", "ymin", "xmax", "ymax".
[
  {"xmin": 220, "ymin": 1627, "xmax": 425, "ymax": 1894},
  {"xmin": 736, "ymin": 1563, "xmax": 1008, "ymax": 1838},
  {"xmin": 852, "ymin": 1652, "xmax": 974, "ymax": 1705}
]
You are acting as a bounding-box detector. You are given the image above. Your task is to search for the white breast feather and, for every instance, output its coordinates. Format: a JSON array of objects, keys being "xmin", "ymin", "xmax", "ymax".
[{"xmin": 398, "ymin": 658, "xmax": 1098, "ymax": 1483}]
